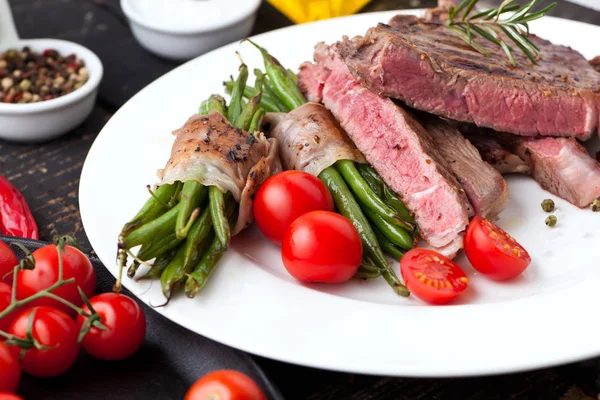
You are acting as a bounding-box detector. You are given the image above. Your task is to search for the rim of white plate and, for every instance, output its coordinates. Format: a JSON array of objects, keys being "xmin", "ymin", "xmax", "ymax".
[{"xmin": 80, "ymin": 10, "xmax": 600, "ymax": 377}]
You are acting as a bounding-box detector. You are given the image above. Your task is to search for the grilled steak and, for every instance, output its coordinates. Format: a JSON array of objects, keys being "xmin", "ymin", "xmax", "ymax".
[
  {"xmin": 159, "ymin": 112, "xmax": 281, "ymax": 234},
  {"xmin": 299, "ymin": 43, "xmax": 472, "ymax": 255},
  {"xmin": 462, "ymin": 132, "xmax": 531, "ymax": 175},
  {"xmin": 498, "ymin": 135, "xmax": 600, "ymax": 208},
  {"xmin": 337, "ymin": 16, "xmax": 600, "ymax": 139},
  {"xmin": 263, "ymin": 103, "xmax": 366, "ymax": 176},
  {"xmin": 422, "ymin": 117, "xmax": 509, "ymax": 218}
]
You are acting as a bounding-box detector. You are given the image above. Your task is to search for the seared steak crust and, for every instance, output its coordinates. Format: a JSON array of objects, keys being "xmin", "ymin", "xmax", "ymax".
[
  {"xmin": 337, "ymin": 17, "xmax": 600, "ymax": 139},
  {"xmin": 422, "ymin": 117, "xmax": 509, "ymax": 218}
]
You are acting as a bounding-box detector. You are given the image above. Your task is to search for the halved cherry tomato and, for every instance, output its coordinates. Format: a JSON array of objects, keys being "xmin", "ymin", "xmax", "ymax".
[
  {"xmin": 282, "ymin": 210, "xmax": 362, "ymax": 283},
  {"xmin": 15, "ymin": 244, "xmax": 95, "ymax": 315},
  {"xmin": 400, "ymin": 248, "xmax": 468, "ymax": 305},
  {"xmin": 0, "ymin": 241, "xmax": 17, "ymax": 285},
  {"xmin": 465, "ymin": 216, "xmax": 531, "ymax": 281},
  {"xmin": 8, "ymin": 306, "xmax": 79, "ymax": 377},
  {"xmin": 77, "ymin": 293, "xmax": 146, "ymax": 361},
  {"xmin": 254, "ymin": 171, "xmax": 334, "ymax": 244},
  {"xmin": 0, "ymin": 282, "xmax": 18, "ymax": 333},
  {"xmin": 185, "ymin": 370, "xmax": 266, "ymax": 400},
  {"xmin": 0, "ymin": 341, "xmax": 20, "ymax": 393}
]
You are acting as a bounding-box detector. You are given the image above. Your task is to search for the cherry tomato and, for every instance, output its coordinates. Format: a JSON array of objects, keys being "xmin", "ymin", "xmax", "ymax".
[
  {"xmin": 0, "ymin": 342, "xmax": 20, "ymax": 393},
  {"xmin": 400, "ymin": 248, "xmax": 468, "ymax": 305},
  {"xmin": 0, "ymin": 282, "xmax": 19, "ymax": 333},
  {"xmin": 8, "ymin": 306, "xmax": 79, "ymax": 377},
  {"xmin": 0, "ymin": 241, "xmax": 17, "ymax": 285},
  {"xmin": 282, "ymin": 211, "xmax": 362, "ymax": 283},
  {"xmin": 77, "ymin": 293, "xmax": 146, "ymax": 361},
  {"xmin": 254, "ymin": 171, "xmax": 334, "ymax": 244},
  {"xmin": 185, "ymin": 370, "xmax": 266, "ymax": 400},
  {"xmin": 0, "ymin": 393, "xmax": 24, "ymax": 400},
  {"xmin": 15, "ymin": 244, "xmax": 95, "ymax": 315},
  {"xmin": 465, "ymin": 216, "xmax": 531, "ymax": 281}
]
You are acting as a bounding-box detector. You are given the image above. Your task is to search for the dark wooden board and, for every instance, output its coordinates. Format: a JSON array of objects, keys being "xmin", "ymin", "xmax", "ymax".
[{"xmin": 2, "ymin": 0, "xmax": 600, "ymax": 399}]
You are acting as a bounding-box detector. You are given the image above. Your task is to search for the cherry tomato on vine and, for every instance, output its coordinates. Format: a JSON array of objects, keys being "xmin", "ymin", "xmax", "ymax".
[
  {"xmin": 282, "ymin": 211, "xmax": 362, "ymax": 283},
  {"xmin": 400, "ymin": 248, "xmax": 469, "ymax": 305},
  {"xmin": 185, "ymin": 370, "xmax": 266, "ymax": 400},
  {"xmin": 0, "ymin": 241, "xmax": 18, "ymax": 285},
  {"xmin": 15, "ymin": 244, "xmax": 95, "ymax": 315},
  {"xmin": 77, "ymin": 293, "xmax": 146, "ymax": 361},
  {"xmin": 465, "ymin": 216, "xmax": 531, "ymax": 281},
  {"xmin": 0, "ymin": 282, "xmax": 18, "ymax": 333},
  {"xmin": 8, "ymin": 306, "xmax": 79, "ymax": 377},
  {"xmin": 254, "ymin": 171, "xmax": 334, "ymax": 244},
  {"xmin": 0, "ymin": 341, "xmax": 20, "ymax": 393}
]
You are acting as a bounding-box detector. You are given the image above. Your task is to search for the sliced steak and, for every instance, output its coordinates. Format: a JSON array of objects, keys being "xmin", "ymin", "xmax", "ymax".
[
  {"xmin": 299, "ymin": 44, "xmax": 472, "ymax": 254},
  {"xmin": 421, "ymin": 117, "xmax": 509, "ymax": 218},
  {"xmin": 499, "ymin": 135, "xmax": 600, "ymax": 208},
  {"xmin": 462, "ymin": 132, "xmax": 531, "ymax": 175},
  {"xmin": 337, "ymin": 17, "xmax": 600, "ymax": 139}
]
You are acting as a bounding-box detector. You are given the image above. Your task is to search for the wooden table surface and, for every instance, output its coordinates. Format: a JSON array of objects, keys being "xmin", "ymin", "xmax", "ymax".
[{"xmin": 2, "ymin": 0, "xmax": 600, "ymax": 399}]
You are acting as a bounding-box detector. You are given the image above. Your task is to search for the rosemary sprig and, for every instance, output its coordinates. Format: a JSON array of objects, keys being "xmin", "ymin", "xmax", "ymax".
[{"xmin": 446, "ymin": 0, "xmax": 556, "ymax": 66}]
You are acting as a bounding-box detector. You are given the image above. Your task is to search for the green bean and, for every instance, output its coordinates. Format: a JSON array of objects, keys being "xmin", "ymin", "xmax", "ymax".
[
  {"xmin": 226, "ymin": 63, "xmax": 248, "ymax": 123},
  {"xmin": 199, "ymin": 94, "xmax": 227, "ymax": 116},
  {"xmin": 184, "ymin": 234, "xmax": 225, "ymax": 298},
  {"xmin": 175, "ymin": 181, "xmax": 206, "ymax": 239},
  {"xmin": 138, "ymin": 248, "xmax": 177, "ymax": 280},
  {"xmin": 287, "ymin": 68, "xmax": 298, "ymax": 85},
  {"xmin": 121, "ymin": 203, "xmax": 182, "ymax": 249},
  {"xmin": 253, "ymin": 69, "xmax": 281, "ymax": 102},
  {"xmin": 356, "ymin": 165, "xmax": 383, "ymax": 198},
  {"xmin": 356, "ymin": 164, "xmax": 415, "ymax": 225},
  {"xmin": 160, "ymin": 236, "xmax": 211, "ymax": 299},
  {"xmin": 363, "ymin": 207, "xmax": 414, "ymax": 250},
  {"xmin": 248, "ymin": 40, "xmax": 306, "ymax": 111},
  {"xmin": 234, "ymin": 73, "xmax": 263, "ymax": 131},
  {"xmin": 336, "ymin": 160, "xmax": 414, "ymax": 231},
  {"xmin": 127, "ymin": 260, "xmax": 141, "ymax": 279},
  {"xmin": 318, "ymin": 167, "xmax": 409, "ymax": 297},
  {"xmin": 224, "ymin": 79, "xmax": 283, "ymax": 113},
  {"xmin": 183, "ymin": 199, "xmax": 236, "ymax": 270},
  {"xmin": 120, "ymin": 183, "xmax": 178, "ymax": 236},
  {"xmin": 355, "ymin": 267, "xmax": 381, "ymax": 279},
  {"xmin": 209, "ymin": 186, "xmax": 230, "ymax": 249},
  {"xmin": 373, "ymin": 226, "xmax": 405, "ymax": 260},
  {"xmin": 249, "ymin": 109, "xmax": 265, "ymax": 134},
  {"xmin": 137, "ymin": 233, "xmax": 183, "ymax": 262}
]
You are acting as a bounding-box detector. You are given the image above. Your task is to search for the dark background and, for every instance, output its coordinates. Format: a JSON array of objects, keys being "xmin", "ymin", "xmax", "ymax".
[{"xmin": 3, "ymin": 0, "xmax": 600, "ymax": 398}]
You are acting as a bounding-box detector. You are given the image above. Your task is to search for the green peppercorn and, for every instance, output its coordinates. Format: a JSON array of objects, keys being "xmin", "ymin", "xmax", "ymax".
[
  {"xmin": 591, "ymin": 199, "xmax": 600, "ymax": 212},
  {"xmin": 541, "ymin": 198, "xmax": 555, "ymax": 212},
  {"xmin": 545, "ymin": 215, "xmax": 557, "ymax": 227},
  {"xmin": 19, "ymin": 79, "xmax": 31, "ymax": 91}
]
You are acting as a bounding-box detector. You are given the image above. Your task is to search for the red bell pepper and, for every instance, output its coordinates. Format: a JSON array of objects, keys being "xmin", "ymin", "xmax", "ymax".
[{"xmin": 0, "ymin": 174, "xmax": 38, "ymax": 239}]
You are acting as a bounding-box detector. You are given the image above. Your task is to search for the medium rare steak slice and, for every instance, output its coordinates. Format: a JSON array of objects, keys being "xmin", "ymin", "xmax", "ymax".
[
  {"xmin": 422, "ymin": 117, "xmax": 509, "ymax": 218},
  {"xmin": 299, "ymin": 44, "xmax": 472, "ymax": 253},
  {"xmin": 499, "ymin": 135, "xmax": 600, "ymax": 208},
  {"xmin": 337, "ymin": 17, "xmax": 600, "ymax": 139}
]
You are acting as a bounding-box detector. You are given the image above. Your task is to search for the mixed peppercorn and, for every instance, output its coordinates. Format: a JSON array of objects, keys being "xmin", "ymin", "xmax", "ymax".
[{"xmin": 0, "ymin": 47, "xmax": 89, "ymax": 104}]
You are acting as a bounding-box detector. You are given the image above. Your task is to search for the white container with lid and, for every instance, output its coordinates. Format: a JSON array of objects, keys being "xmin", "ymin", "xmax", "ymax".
[{"xmin": 121, "ymin": 0, "xmax": 262, "ymax": 61}]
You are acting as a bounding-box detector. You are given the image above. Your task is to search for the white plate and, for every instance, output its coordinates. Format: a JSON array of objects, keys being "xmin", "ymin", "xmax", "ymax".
[{"xmin": 80, "ymin": 10, "xmax": 600, "ymax": 377}]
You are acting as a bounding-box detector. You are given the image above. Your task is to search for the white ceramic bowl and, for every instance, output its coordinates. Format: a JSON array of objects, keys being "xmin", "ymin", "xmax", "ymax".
[
  {"xmin": 0, "ymin": 1, "xmax": 103, "ymax": 143},
  {"xmin": 121, "ymin": 0, "xmax": 261, "ymax": 61}
]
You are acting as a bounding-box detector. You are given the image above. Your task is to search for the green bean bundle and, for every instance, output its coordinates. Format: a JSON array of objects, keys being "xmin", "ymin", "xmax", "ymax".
[
  {"xmin": 244, "ymin": 40, "xmax": 419, "ymax": 297},
  {"xmin": 117, "ymin": 67, "xmax": 280, "ymax": 299}
]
